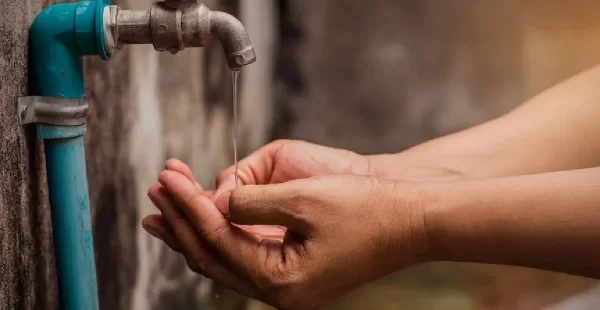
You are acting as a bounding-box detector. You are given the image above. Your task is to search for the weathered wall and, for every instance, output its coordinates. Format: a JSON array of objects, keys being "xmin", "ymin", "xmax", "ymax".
[{"xmin": 0, "ymin": 1, "xmax": 57, "ymax": 309}]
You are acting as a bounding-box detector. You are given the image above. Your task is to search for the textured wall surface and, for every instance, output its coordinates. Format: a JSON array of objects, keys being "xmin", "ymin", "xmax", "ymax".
[{"xmin": 0, "ymin": 1, "xmax": 57, "ymax": 309}]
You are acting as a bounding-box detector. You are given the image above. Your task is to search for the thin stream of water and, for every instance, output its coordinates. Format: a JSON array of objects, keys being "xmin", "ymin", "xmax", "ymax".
[{"xmin": 232, "ymin": 70, "xmax": 240, "ymax": 188}]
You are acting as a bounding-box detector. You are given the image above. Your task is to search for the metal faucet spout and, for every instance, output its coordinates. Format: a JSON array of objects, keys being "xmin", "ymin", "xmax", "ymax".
[
  {"xmin": 210, "ymin": 11, "xmax": 256, "ymax": 69},
  {"xmin": 106, "ymin": 1, "xmax": 256, "ymax": 70}
]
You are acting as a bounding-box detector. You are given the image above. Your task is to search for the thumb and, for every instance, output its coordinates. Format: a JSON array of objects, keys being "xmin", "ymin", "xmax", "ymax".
[{"xmin": 220, "ymin": 183, "xmax": 313, "ymax": 235}]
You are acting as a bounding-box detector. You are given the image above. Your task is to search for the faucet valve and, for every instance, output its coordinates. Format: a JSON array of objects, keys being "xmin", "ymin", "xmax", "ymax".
[{"xmin": 105, "ymin": 1, "xmax": 256, "ymax": 69}]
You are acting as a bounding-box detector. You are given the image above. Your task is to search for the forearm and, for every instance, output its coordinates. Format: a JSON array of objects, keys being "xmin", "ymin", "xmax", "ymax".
[
  {"xmin": 422, "ymin": 167, "xmax": 600, "ymax": 278},
  {"xmin": 369, "ymin": 65, "xmax": 600, "ymax": 181}
]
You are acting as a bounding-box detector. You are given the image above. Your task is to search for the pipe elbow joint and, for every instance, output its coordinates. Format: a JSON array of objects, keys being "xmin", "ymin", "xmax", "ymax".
[
  {"xmin": 30, "ymin": 1, "xmax": 110, "ymax": 59},
  {"xmin": 29, "ymin": 1, "xmax": 111, "ymax": 97}
]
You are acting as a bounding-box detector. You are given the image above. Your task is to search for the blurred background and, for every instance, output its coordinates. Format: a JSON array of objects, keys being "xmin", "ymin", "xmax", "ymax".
[{"xmin": 2, "ymin": 0, "xmax": 600, "ymax": 309}]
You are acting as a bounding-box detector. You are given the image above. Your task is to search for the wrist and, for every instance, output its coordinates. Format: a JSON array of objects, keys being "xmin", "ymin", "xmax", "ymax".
[
  {"xmin": 387, "ymin": 179, "xmax": 468, "ymax": 266},
  {"xmin": 379, "ymin": 180, "xmax": 436, "ymax": 267},
  {"xmin": 366, "ymin": 154, "xmax": 466, "ymax": 182},
  {"xmin": 419, "ymin": 180, "xmax": 492, "ymax": 263}
]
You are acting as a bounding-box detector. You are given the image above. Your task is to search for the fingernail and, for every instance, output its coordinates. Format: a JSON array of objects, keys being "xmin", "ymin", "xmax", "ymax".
[
  {"xmin": 216, "ymin": 192, "xmax": 230, "ymax": 204},
  {"xmin": 215, "ymin": 192, "xmax": 231, "ymax": 217},
  {"xmin": 158, "ymin": 171, "xmax": 165, "ymax": 181},
  {"xmin": 158, "ymin": 170, "xmax": 171, "ymax": 184},
  {"xmin": 143, "ymin": 225, "xmax": 163, "ymax": 240}
]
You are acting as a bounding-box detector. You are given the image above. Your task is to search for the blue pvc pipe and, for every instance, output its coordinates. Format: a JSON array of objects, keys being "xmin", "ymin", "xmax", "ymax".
[
  {"xmin": 28, "ymin": 1, "xmax": 111, "ymax": 309},
  {"xmin": 42, "ymin": 127, "xmax": 96, "ymax": 309}
]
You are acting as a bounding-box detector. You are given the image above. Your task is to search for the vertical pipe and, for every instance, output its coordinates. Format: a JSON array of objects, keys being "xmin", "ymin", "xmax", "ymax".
[
  {"xmin": 28, "ymin": 1, "xmax": 111, "ymax": 309},
  {"xmin": 42, "ymin": 127, "xmax": 97, "ymax": 310}
]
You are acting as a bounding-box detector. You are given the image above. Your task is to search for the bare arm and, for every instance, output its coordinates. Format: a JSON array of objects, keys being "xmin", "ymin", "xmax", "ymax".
[
  {"xmin": 369, "ymin": 65, "xmax": 600, "ymax": 181},
  {"xmin": 424, "ymin": 167, "xmax": 600, "ymax": 278},
  {"xmin": 146, "ymin": 166, "xmax": 600, "ymax": 308}
]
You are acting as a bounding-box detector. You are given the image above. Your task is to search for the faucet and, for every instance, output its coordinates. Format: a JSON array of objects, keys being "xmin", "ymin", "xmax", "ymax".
[{"xmin": 104, "ymin": 0, "xmax": 257, "ymax": 70}]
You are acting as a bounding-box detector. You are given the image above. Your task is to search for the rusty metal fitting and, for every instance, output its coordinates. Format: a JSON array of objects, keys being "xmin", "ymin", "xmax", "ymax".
[{"xmin": 105, "ymin": 0, "xmax": 256, "ymax": 69}]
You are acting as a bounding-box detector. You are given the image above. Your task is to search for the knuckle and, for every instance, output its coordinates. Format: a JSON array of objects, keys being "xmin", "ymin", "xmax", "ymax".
[
  {"xmin": 183, "ymin": 190, "xmax": 204, "ymax": 207},
  {"xmin": 285, "ymin": 185, "xmax": 308, "ymax": 208},
  {"xmin": 285, "ymin": 185, "xmax": 318, "ymax": 216},
  {"xmin": 229, "ymin": 188, "xmax": 249, "ymax": 210}
]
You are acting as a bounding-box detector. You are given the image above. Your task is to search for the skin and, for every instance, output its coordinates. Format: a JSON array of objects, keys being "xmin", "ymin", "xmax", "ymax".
[{"xmin": 143, "ymin": 64, "xmax": 600, "ymax": 309}]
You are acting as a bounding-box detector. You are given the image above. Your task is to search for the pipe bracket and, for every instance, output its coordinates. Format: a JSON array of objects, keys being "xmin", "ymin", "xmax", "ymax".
[{"xmin": 18, "ymin": 96, "xmax": 88, "ymax": 126}]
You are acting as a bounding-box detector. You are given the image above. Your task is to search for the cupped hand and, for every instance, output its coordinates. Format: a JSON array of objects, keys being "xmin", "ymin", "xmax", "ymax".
[
  {"xmin": 143, "ymin": 159, "xmax": 285, "ymax": 243},
  {"xmin": 145, "ymin": 169, "xmax": 429, "ymax": 309},
  {"xmin": 213, "ymin": 139, "xmax": 370, "ymax": 238},
  {"xmin": 213, "ymin": 139, "xmax": 371, "ymax": 200}
]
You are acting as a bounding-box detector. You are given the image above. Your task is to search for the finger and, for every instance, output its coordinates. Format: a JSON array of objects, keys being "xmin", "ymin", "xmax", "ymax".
[
  {"xmin": 148, "ymin": 184, "xmax": 255, "ymax": 296},
  {"xmin": 165, "ymin": 158, "xmax": 203, "ymax": 189},
  {"xmin": 164, "ymin": 160, "xmax": 216, "ymax": 201},
  {"xmin": 159, "ymin": 170, "xmax": 279, "ymax": 280},
  {"xmin": 217, "ymin": 184, "xmax": 313, "ymax": 236},
  {"xmin": 234, "ymin": 224, "xmax": 287, "ymax": 240},
  {"xmin": 148, "ymin": 180, "xmax": 220, "ymax": 213},
  {"xmin": 148, "ymin": 184, "xmax": 206, "ymax": 257},
  {"xmin": 214, "ymin": 140, "xmax": 288, "ymax": 198},
  {"xmin": 142, "ymin": 214, "xmax": 183, "ymax": 252}
]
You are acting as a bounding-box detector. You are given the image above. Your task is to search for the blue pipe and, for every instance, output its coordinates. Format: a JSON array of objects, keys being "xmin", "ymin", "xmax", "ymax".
[{"xmin": 28, "ymin": 1, "xmax": 111, "ymax": 309}]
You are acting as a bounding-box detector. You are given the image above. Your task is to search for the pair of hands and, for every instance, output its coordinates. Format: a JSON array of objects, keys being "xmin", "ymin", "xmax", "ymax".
[{"xmin": 143, "ymin": 140, "xmax": 428, "ymax": 309}]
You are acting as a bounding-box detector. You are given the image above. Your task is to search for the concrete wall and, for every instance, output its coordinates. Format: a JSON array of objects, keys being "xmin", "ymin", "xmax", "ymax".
[{"xmin": 0, "ymin": 1, "xmax": 57, "ymax": 309}]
